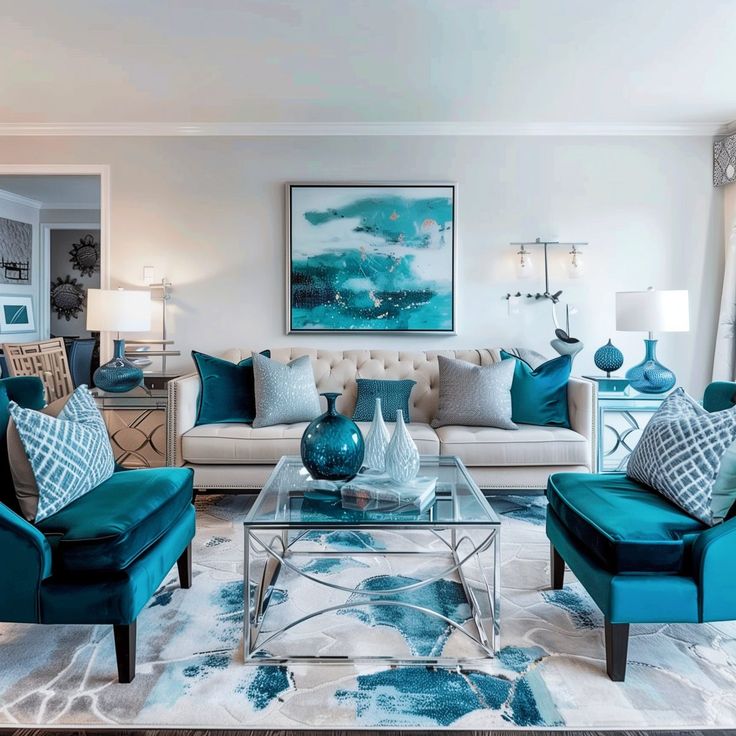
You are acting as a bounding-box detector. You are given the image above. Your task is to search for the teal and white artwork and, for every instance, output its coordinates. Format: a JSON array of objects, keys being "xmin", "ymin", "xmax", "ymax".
[{"xmin": 288, "ymin": 184, "xmax": 456, "ymax": 333}]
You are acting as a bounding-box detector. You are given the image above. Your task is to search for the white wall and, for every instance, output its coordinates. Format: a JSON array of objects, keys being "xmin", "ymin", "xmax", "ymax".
[
  {"xmin": 0, "ymin": 135, "xmax": 722, "ymax": 395},
  {"xmin": 0, "ymin": 193, "xmax": 41, "ymax": 341}
]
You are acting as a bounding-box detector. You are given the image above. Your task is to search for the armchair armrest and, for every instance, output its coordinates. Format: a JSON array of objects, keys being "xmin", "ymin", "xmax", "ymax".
[
  {"xmin": 0, "ymin": 503, "xmax": 52, "ymax": 623},
  {"xmin": 693, "ymin": 517, "xmax": 736, "ymax": 621},
  {"xmin": 167, "ymin": 372, "xmax": 200, "ymax": 467},
  {"xmin": 567, "ymin": 377, "xmax": 597, "ymax": 472}
]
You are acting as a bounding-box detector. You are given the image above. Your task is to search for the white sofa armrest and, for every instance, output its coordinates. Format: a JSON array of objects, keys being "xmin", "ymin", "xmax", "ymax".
[
  {"xmin": 167, "ymin": 371, "xmax": 200, "ymax": 467},
  {"xmin": 567, "ymin": 376, "xmax": 597, "ymax": 472}
]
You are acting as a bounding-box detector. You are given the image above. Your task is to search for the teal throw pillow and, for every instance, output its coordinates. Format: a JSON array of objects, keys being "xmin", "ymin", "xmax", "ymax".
[
  {"xmin": 192, "ymin": 350, "xmax": 270, "ymax": 425},
  {"xmin": 9, "ymin": 385, "xmax": 115, "ymax": 522},
  {"xmin": 500, "ymin": 351, "xmax": 571, "ymax": 427},
  {"xmin": 353, "ymin": 379, "xmax": 416, "ymax": 422}
]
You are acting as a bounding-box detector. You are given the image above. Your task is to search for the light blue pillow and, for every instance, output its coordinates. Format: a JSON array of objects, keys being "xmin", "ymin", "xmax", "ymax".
[
  {"xmin": 9, "ymin": 385, "xmax": 115, "ymax": 522},
  {"xmin": 252, "ymin": 353, "xmax": 321, "ymax": 428},
  {"xmin": 353, "ymin": 379, "xmax": 416, "ymax": 422},
  {"xmin": 627, "ymin": 389, "xmax": 736, "ymax": 525}
]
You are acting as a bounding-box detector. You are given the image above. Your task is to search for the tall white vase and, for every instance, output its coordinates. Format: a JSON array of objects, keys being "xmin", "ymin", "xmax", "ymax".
[
  {"xmin": 385, "ymin": 409, "xmax": 420, "ymax": 483},
  {"xmin": 363, "ymin": 398, "xmax": 390, "ymax": 471}
]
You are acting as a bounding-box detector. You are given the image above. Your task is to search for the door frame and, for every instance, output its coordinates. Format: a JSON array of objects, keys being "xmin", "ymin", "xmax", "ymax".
[{"xmin": 0, "ymin": 164, "xmax": 110, "ymax": 352}]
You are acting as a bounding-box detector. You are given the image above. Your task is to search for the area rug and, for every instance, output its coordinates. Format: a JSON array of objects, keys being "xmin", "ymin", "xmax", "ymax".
[{"xmin": 2, "ymin": 492, "xmax": 736, "ymax": 730}]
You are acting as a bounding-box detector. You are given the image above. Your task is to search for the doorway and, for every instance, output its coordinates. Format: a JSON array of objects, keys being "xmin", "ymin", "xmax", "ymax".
[{"xmin": 0, "ymin": 165, "xmax": 109, "ymax": 346}]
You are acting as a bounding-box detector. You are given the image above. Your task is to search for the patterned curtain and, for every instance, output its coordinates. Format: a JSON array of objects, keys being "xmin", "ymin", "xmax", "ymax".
[{"xmin": 713, "ymin": 184, "xmax": 736, "ymax": 380}]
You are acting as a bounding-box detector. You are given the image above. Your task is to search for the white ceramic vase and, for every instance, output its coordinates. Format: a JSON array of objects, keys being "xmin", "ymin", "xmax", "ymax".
[
  {"xmin": 384, "ymin": 409, "xmax": 420, "ymax": 483},
  {"xmin": 363, "ymin": 398, "xmax": 390, "ymax": 471}
]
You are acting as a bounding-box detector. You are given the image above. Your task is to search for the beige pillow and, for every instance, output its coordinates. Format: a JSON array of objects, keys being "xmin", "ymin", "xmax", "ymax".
[{"xmin": 8, "ymin": 395, "xmax": 69, "ymax": 521}]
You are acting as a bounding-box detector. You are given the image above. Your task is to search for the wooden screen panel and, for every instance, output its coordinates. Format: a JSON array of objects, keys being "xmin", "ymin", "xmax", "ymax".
[{"xmin": 2, "ymin": 338, "xmax": 74, "ymax": 402}]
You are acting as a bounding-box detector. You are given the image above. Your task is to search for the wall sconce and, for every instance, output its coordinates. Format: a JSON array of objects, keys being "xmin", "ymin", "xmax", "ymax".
[
  {"xmin": 568, "ymin": 245, "xmax": 584, "ymax": 278},
  {"xmin": 505, "ymin": 237, "xmax": 588, "ymax": 304},
  {"xmin": 516, "ymin": 245, "xmax": 534, "ymax": 279}
]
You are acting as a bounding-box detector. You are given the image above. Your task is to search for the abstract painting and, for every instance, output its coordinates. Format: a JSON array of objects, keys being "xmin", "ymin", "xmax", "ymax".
[
  {"xmin": 288, "ymin": 184, "xmax": 456, "ymax": 333},
  {"xmin": 0, "ymin": 216, "xmax": 32, "ymax": 284}
]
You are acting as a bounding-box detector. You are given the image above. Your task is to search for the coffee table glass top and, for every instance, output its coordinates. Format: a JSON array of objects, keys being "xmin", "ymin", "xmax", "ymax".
[{"xmin": 246, "ymin": 455, "xmax": 499, "ymax": 527}]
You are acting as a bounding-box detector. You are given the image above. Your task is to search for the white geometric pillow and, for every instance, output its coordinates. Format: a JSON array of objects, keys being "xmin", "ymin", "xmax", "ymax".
[
  {"xmin": 627, "ymin": 389, "xmax": 736, "ymax": 525},
  {"xmin": 9, "ymin": 385, "xmax": 115, "ymax": 522}
]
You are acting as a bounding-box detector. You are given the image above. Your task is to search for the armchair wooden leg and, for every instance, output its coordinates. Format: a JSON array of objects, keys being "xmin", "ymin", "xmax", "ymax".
[
  {"xmin": 550, "ymin": 544, "xmax": 565, "ymax": 589},
  {"xmin": 177, "ymin": 543, "xmax": 193, "ymax": 589},
  {"xmin": 604, "ymin": 619, "xmax": 629, "ymax": 681},
  {"xmin": 113, "ymin": 621, "xmax": 136, "ymax": 683}
]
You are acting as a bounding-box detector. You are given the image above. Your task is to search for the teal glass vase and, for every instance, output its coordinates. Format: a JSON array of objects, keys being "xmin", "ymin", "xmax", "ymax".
[
  {"xmin": 93, "ymin": 338, "xmax": 144, "ymax": 393},
  {"xmin": 625, "ymin": 338, "xmax": 675, "ymax": 394},
  {"xmin": 300, "ymin": 392, "xmax": 365, "ymax": 482}
]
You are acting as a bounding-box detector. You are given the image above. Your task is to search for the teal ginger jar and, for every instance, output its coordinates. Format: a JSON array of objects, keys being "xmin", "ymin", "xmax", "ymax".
[
  {"xmin": 593, "ymin": 339, "xmax": 624, "ymax": 377},
  {"xmin": 93, "ymin": 338, "xmax": 144, "ymax": 393},
  {"xmin": 301, "ymin": 392, "xmax": 365, "ymax": 482}
]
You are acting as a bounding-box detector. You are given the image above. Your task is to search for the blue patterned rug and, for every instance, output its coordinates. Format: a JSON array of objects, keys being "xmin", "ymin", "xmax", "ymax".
[{"xmin": 2, "ymin": 492, "xmax": 736, "ymax": 729}]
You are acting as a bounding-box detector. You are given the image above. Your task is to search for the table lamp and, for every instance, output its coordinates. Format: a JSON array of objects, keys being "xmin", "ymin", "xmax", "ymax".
[
  {"xmin": 615, "ymin": 288, "xmax": 689, "ymax": 393},
  {"xmin": 87, "ymin": 288, "xmax": 152, "ymax": 392}
]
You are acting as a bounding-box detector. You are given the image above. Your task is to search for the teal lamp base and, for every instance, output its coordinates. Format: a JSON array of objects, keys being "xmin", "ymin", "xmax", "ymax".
[
  {"xmin": 93, "ymin": 339, "xmax": 144, "ymax": 393},
  {"xmin": 625, "ymin": 338, "xmax": 675, "ymax": 394}
]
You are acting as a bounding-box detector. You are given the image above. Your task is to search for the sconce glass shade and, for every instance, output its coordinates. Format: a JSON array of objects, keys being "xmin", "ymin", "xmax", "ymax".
[
  {"xmin": 516, "ymin": 247, "xmax": 534, "ymax": 279},
  {"xmin": 568, "ymin": 247, "xmax": 584, "ymax": 278}
]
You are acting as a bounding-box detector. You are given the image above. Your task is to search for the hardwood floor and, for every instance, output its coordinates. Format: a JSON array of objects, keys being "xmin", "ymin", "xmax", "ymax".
[{"xmin": 3, "ymin": 730, "xmax": 735, "ymax": 735}]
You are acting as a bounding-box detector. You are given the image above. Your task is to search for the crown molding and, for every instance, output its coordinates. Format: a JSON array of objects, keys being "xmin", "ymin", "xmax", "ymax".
[
  {"xmin": 40, "ymin": 202, "xmax": 101, "ymax": 211},
  {"xmin": 0, "ymin": 121, "xmax": 727, "ymax": 137},
  {"xmin": 0, "ymin": 187, "xmax": 42, "ymax": 209}
]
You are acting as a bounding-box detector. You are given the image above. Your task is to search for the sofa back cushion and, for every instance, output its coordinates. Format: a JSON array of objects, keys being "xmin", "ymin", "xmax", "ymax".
[{"xmin": 221, "ymin": 348, "xmax": 505, "ymax": 425}]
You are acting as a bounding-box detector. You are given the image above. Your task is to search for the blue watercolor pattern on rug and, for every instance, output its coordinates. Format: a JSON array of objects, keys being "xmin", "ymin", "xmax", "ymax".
[
  {"xmin": 488, "ymin": 493, "xmax": 548, "ymax": 526},
  {"xmin": 336, "ymin": 655, "xmax": 561, "ymax": 728},
  {"xmin": 301, "ymin": 557, "xmax": 369, "ymax": 575},
  {"xmin": 302, "ymin": 529, "xmax": 386, "ymax": 550},
  {"xmin": 339, "ymin": 574, "xmax": 469, "ymax": 656},
  {"xmin": 237, "ymin": 666, "xmax": 293, "ymax": 711},
  {"xmin": 542, "ymin": 586, "xmax": 600, "ymax": 629}
]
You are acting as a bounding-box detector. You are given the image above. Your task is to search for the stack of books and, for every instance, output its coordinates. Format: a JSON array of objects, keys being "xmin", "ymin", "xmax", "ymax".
[{"xmin": 339, "ymin": 473, "xmax": 437, "ymax": 512}]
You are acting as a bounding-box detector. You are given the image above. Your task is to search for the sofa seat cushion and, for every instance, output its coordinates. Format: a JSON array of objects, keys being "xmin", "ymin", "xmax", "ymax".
[
  {"xmin": 435, "ymin": 424, "xmax": 589, "ymax": 467},
  {"xmin": 181, "ymin": 422, "xmax": 439, "ymax": 464},
  {"xmin": 36, "ymin": 467, "xmax": 194, "ymax": 574},
  {"xmin": 547, "ymin": 472, "xmax": 706, "ymax": 574}
]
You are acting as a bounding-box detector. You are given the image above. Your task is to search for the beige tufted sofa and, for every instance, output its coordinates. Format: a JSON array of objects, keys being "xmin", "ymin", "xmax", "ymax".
[{"xmin": 167, "ymin": 348, "xmax": 596, "ymax": 492}]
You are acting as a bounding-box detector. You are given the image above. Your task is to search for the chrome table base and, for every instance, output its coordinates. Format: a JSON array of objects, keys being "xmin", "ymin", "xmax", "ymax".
[{"xmin": 243, "ymin": 524, "xmax": 500, "ymax": 666}]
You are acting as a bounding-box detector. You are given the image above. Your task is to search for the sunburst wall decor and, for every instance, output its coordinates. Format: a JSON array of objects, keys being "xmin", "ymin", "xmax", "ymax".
[
  {"xmin": 69, "ymin": 233, "xmax": 100, "ymax": 277},
  {"xmin": 50, "ymin": 275, "xmax": 86, "ymax": 321}
]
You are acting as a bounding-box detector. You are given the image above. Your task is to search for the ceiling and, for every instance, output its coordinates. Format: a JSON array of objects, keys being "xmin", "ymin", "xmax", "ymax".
[
  {"xmin": 2, "ymin": 0, "xmax": 735, "ymax": 132},
  {"xmin": 0, "ymin": 176, "xmax": 100, "ymax": 208}
]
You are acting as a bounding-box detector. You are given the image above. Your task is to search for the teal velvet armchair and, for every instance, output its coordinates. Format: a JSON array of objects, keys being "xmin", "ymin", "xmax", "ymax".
[
  {"xmin": 546, "ymin": 381, "xmax": 736, "ymax": 681},
  {"xmin": 0, "ymin": 376, "xmax": 196, "ymax": 682}
]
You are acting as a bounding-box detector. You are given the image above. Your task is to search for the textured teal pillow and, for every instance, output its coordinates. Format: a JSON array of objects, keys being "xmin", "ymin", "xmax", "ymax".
[
  {"xmin": 9, "ymin": 386, "xmax": 115, "ymax": 522},
  {"xmin": 353, "ymin": 379, "xmax": 416, "ymax": 422},
  {"xmin": 500, "ymin": 351, "xmax": 571, "ymax": 427},
  {"xmin": 192, "ymin": 350, "xmax": 270, "ymax": 425}
]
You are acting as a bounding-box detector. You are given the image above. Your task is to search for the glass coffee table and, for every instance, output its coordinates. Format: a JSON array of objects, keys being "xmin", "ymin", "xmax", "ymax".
[{"xmin": 244, "ymin": 455, "xmax": 500, "ymax": 665}]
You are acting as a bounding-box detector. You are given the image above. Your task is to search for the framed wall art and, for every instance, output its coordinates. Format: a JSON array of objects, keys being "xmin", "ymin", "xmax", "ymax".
[
  {"xmin": 287, "ymin": 183, "xmax": 456, "ymax": 333},
  {"xmin": 0, "ymin": 216, "xmax": 32, "ymax": 285},
  {"xmin": 0, "ymin": 295, "xmax": 35, "ymax": 333}
]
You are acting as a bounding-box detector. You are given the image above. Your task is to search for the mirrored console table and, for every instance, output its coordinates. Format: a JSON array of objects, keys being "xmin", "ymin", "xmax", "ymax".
[{"xmin": 597, "ymin": 390, "xmax": 669, "ymax": 473}]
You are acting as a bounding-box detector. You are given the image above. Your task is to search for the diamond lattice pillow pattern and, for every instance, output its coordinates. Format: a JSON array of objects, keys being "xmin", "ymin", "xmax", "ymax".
[
  {"xmin": 627, "ymin": 388, "xmax": 736, "ymax": 525},
  {"xmin": 9, "ymin": 385, "xmax": 115, "ymax": 522}
]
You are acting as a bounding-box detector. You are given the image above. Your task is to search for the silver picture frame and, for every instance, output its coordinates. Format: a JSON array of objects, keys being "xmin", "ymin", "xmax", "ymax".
[{"xmin": 286, "ymin": 182, "xmax": 457, "ymax": 335}]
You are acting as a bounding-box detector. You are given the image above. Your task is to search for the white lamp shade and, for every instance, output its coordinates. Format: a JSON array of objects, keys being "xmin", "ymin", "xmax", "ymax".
[
  {"xmin": 86, "ymin": 288, "xmax": 151, "ymax": 332},
  {"xmin": 615, "ymin": 289, "xmax": 689, "ymax": 333}
]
